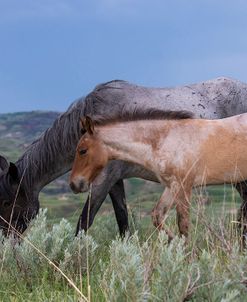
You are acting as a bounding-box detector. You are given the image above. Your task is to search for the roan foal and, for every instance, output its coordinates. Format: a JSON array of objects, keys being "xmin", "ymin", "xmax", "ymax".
[{"xmin": 70, "ymin": 109, "xmax": 247, "ymax": 240}]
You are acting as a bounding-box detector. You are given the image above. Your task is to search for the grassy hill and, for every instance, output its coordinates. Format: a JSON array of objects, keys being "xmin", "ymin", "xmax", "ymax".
[{"xmin": 0, "ymin": 111, "xmax": 60, "ymax": 161}]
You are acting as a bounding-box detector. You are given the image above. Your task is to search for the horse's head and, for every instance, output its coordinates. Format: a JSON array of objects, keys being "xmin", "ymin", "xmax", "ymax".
[
  {"xmin": 0, "ymin": 155, "xmax": 39, "ymax": 236},
  {"xmin": 70, "ymin": 116, "xmax": 108, "ymax": 193}
]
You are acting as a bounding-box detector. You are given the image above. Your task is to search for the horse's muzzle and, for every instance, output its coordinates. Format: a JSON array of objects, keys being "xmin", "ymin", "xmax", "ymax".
[{"xmin": 70, "ymin": 178, "xmax": 89, "ymax": 193}]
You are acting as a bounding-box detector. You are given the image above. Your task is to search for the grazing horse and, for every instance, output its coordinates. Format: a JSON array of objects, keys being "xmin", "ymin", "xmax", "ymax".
[
  {"xmin": 70, "ymin": 110, "xmax": 247, "ymax": 241},
  {"xmin": 1, "ymin": 77, "xmax": 247, "ymax": 236}
]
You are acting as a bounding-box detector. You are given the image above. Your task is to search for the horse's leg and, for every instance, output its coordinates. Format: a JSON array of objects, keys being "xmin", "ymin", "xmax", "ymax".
[
  {"xmin": 109, "ymin": 179, "xmax": 129, "ymax": 237},
  {"xmin": 235, "ymin": 181, "xmax": 247, "ymax": 245},
  {"xmin": 175, "ymin": 186, "xmax": 192, "ymax": 240},
  {"xmin": 75, "ymin": 181, "xmax": 128, "ymax": 236},
  {"xmin": 151, "ymin": 187, "xmax": 177, "ymax": 241},
  {"xmin": 75, "ymin": 192, "xmax": 103, "ymax": 236},
  {"xmin": 75, "ymin": 162, "xmax": 128, "ymax": 236},
  {"xmin": 152, "ymin": 181, "xmax": 192, "ymax": 241}
]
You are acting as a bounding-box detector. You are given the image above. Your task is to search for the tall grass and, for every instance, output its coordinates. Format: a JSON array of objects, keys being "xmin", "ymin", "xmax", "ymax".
[{"xmin": 0, "ymin": 197, "xmax": 247, "ymax": 301}]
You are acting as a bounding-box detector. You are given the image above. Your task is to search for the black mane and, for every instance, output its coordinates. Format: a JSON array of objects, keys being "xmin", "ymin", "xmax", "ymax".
[{"xmin": 91, "ymin": 107, "xmax": 194, "ymax": 126}]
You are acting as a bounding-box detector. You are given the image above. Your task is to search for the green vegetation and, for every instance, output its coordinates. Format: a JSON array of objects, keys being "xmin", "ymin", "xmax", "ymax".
[
  {"xmin": 0, "ymin": 111, "xmax": 59, "ymax": 161},
  {"xmin": 0, "ymin": 195, "xmax": 247, "ymax": 301}
]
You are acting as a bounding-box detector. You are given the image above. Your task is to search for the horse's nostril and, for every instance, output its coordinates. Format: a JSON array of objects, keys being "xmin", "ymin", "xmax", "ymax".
[
  {"xmin": 79, "ymin": 180, "xmax": 85, "ymax": 190},
  {"xmin": 70, "ymin": 179, "xmax": 88, "ymax": 193},
  {"xmin": 70, "ymin": 182, "xmax": 77, "ymax": 192}
]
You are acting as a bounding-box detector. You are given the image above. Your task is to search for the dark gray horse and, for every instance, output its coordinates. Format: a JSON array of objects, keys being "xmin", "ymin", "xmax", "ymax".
[{"xmin": 1, "ymin": 77, "xmax": 247, "ymax": 237}]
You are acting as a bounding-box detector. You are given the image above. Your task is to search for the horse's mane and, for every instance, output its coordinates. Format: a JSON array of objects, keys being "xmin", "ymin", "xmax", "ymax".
[
  {"xmin": 91, "ymin": 107, "xmax": 194, "ymax": 126},
  {"xmin": 16, "ymin": 96, "xmax": 89, "ymax": 186},
  {"xmin": 14, "ymin": 81, "xmax": 125, "ymax": 186}
]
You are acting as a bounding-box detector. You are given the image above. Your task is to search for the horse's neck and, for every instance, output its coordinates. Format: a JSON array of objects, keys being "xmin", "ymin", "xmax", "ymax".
[
  {"xmin": 16, "ymin": 139, "xmax": 75, "ymax": 193},
  {"xmin": 15, "ymin": 98, "xmax": 86, "ymax": 192},
  {"xmin": 100, "ymin": 122, "xmax": 161, "ymax": 170},
  {"xmin": 16, "ymin": 156, "xmax": 71, "ymax": 194}
]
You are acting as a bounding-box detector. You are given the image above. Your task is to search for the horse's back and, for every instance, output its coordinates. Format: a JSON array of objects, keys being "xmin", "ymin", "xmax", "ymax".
[{"xmin": 87, "ymin": 77, "xmax": 247, "ymax": 119}]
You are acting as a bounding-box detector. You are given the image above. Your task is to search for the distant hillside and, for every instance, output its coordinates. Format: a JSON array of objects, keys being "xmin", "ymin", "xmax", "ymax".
[
  {"xmin": 0, "ymin": 111, "xmax": 60, "ymax": 161},
  {"xmin": 0, "ymin": 111, "xmax": 72, "ymax": 195}
]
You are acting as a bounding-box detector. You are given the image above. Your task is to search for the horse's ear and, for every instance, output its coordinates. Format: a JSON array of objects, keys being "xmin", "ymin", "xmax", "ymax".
[
  {"xmin": 0, "ymin": 155, "xmax": 9, "ymax": 173},
  {"xmin": 80, "ymin": 117, "xmax": 87, "ymax": 135},
  {"xmin": 79, "ymin": 116, "xmax": 95, "ymax": 135},
  {"xmin": 85, "ymin": 116, "xmax": 95, "ymax": 135},
  {"xmin": 8, "ymin": 162, "xmax": 19, "ymax": 182}
]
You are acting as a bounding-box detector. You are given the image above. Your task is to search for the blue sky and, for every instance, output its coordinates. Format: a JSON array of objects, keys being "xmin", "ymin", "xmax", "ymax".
[{"xmin": 0, "ymin": 0, "xmax": 247, "ymax": 113}]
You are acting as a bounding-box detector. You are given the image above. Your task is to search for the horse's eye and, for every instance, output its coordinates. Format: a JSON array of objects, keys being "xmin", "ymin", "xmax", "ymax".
[
  {"xmin": 80, "ymin": 129, "xmax": 86, "ymax": 135},
  {"xmin": 2, "ymin": 200, "xmax": 11, "ymax": 208},
  {"xmin": 79, "ymin": 149, "xmax": 87, "ymax": 156}
]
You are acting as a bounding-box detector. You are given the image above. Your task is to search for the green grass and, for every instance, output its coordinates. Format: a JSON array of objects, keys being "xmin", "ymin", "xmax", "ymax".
[
  {"xmin": 39, "ymin": 182, "xmax": 242, "ymax": 238},
  {"xmin": 0, "ymin": 197, "xmax": 246, "ymax": 302},
  {"xmin": 0, "ymin": 183, "xmax": 246, "ymax": 301}
]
